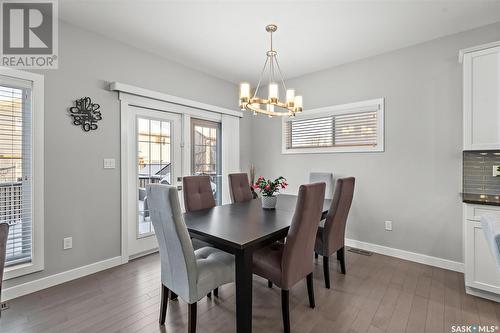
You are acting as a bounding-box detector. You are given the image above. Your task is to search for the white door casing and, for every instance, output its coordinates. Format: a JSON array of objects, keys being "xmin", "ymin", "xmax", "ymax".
[{"xmin": 114, "ymin": 82, "xmax": 242, "ymax": 263}]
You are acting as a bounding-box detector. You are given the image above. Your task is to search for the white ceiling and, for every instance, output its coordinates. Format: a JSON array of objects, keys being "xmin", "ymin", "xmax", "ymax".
[{"xmin": 60, "ymin": 1, "xmax": 500, "ymax": 84}]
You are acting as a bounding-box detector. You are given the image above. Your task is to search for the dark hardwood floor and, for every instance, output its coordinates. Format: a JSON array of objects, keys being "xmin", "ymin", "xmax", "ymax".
[{"xmin": 1, "ymin": 250, "xmax": 499, "ymax": 333}]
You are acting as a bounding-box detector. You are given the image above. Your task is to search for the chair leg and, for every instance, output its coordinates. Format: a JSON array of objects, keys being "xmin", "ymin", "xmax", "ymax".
[
  {"xmin": 170, "ymin": 291, "xmax": 178, "ymax": 301},
  {"xmin": 268, "ymin": 280, "xmax": 273, "ymax": 288},
  {"xmin": 306, "ymin": 273, "xmax": 315, "ymax": 308},
  {"xmin": 188, "ymin": 302, "xmax": 197, "ymax": 333},
  {"xmin": 314, "ymin": 252, "xmax": 319, "ymax": 259},
  {"xmin": 159, "ymin": 284, "xmax": 169, "ymax": 325},
  {"xmin": 323, "ymin": 256, "xmax": 331, "ymax": 289},
  {"xmin": 213, "ymin": 288, "xmax": 219, "ymax": 297},
  {"xmin": 337, "ymin": 247, "xmax": 346, "ymax": 274},
  {"xmin": 281, "ymin": 290, "xmax": 290, "ymax": 333}
]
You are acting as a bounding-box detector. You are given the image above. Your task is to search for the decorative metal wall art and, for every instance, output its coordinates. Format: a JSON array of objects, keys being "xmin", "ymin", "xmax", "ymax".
[{"xmin": 69, "ymin": 97, "xmax": 102, "ymax": 132}]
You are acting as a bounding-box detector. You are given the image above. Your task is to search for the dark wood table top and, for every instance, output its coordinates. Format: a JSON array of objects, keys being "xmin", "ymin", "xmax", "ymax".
[{"xmin": 184, "ymin": 194, "xmax": 332, "ymax": 251}]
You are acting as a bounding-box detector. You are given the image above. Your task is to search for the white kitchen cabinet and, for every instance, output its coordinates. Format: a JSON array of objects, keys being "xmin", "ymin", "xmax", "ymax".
[
  {"xmin": 464, "ymin": 204, "xmax": 500, "ymax": 300},
  {"xmin": 462, "ymin": 42, "xmax": 500, "ymax": 150}
]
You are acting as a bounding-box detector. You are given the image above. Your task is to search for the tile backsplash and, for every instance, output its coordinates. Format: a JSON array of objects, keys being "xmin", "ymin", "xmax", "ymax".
[{"xmin": 463, "ymin": 151, "xmax": 500, "ymax": 195}]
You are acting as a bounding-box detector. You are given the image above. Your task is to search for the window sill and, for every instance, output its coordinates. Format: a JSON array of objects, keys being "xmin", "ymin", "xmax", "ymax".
[
  {"xmin": 3, "ymin": 261, "xmax": 43, "ymax": 280},
  {"xmin": 282, "ymin": 146, "xmax": 384, "ymax": 154}
]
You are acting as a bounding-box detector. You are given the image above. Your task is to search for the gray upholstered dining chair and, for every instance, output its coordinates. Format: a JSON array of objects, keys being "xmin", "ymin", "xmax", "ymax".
[
  {"xmin": 228, "ymin": 173, "xmax": 254, "ymax": 203},
  {"xmin": 146, "ymin": 184, "xmax": 235, "ymax": 333},
  {"xmin": 309, "ymin": 172, "xmax": 334, "ymax": 199},
  {"xmin": 252, "ymin": 182, "xmax": 326, "ymax": 333},
  {"xmin": 314, "ymin": 177, "xmax": 355, "ymax": 289},
  {"xmin": 0, "ymin": 222, "xmax": 9, "ymax": 318}
]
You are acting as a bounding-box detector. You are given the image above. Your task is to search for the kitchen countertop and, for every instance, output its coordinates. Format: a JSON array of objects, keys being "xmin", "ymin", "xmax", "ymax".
[{"xmin": 462, "ymin": 192, "xmax": 500, "ymax": 206}]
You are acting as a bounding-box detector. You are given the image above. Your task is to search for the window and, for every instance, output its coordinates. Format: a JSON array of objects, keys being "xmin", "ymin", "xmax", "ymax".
[
  {"xmin": 282, "ymin": 98, "xmax": 384, "ymax": 154},
  {"xmin": 191, "ymin": 119, "xmax": 222, "ymax": 205},
  {"xmin": 1, "ymin": 68, "xmax": 43, "ymax": 279}
]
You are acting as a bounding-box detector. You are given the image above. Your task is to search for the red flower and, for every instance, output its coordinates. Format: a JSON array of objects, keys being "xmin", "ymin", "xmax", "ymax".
[{"xmin": 265, "ymin": 184, "xmax": 271, "ymax": 190}]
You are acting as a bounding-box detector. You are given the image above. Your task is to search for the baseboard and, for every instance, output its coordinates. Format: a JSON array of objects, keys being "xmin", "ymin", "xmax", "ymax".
[
  {"xmin": 466, "ymin": 286, "xmax": 500, "ymax": 303},
  {"xmin": 2, "ymin": 256, "xmax": 122, "ymax": 301},
  {"xmin": 1, "ymin": 240, "xmax": 465, "ymax": 302},
  {"xmin": 345, "ymin": 238, "xmax": 464, "ymax": 273}
]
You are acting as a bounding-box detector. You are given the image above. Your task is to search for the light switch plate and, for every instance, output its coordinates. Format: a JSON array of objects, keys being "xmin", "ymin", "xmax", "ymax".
[
  {"xmin": 103, "ymin": 158, "xmax": 116, "ymax": 169},
  {"xmin": 384, "ymin": 221, "xmax": 393, "ymax": 231},
  {"xmin": 63, "ymin": 237, "xmax": 72, "ymax": 250}
]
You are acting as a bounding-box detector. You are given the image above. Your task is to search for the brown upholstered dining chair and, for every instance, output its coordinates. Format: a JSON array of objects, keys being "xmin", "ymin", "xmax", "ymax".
[
  {"xmin": 182, "ymin": 175, "xmax": 219, "ymax": 298},
  {"xmin": 0, "ymin": 223, "xmax": 9, "ymax": 318},
  {"xmin": 253, "ymin": 182, "xmax": 326, "ymax": 333},
  {"xmin": 183, "ymin": 175, "xmax": 216, "ymax": 212},
  {"xmin": 314, "ymin": 177, "xmax": 355, "ymax": 289},
  {"xmin": 228, "ymin": 173, "xmax": 253, "ymax": 203}
]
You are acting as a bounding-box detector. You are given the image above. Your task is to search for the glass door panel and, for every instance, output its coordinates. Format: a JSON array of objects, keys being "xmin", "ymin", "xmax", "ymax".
[
  {"xmin": 136, "ymin": 117, "xmax": 172, "ymax": 236},
  {"xmin": 191, "ymin": 119, "xmax": 222, "ymax": 205}
]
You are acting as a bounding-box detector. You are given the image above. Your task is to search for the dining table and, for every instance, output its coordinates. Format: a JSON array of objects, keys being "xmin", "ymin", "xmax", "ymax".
[{"xmin": 183, "ymin": 194, "xmax": 332, "ymax": 333}]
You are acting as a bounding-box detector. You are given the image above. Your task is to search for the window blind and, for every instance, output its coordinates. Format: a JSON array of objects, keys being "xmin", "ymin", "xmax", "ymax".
[
  {"xmin": 0, "ymin": 79, "xmax": 33, "ymax": 267},
  {"xmin": 284, "ymin": 104, "xmax": 381, "ymax": 152}
]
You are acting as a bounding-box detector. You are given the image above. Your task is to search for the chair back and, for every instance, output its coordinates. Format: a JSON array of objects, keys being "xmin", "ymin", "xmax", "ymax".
[
  {"xmin": 309, "ymin": 172, "xmax": 334, "ymax": 199},
  {"xmin": 183, "ymin": 176, "xmax": 216, "ymax": 212},
  {"xmin": 0, "ymin": 223, "xmax": 9, "ymax": 299},
  {"xmin": 282, "ymin": 182, "xmax": 325, "ymax": 289},
  {"xmin": 146, "ymin": 184, "xmax": 198, "ymax": 301},
  {"xmin": 323, "ymin": 177, "xmax": 355, "ymax": 254},
  {"xmin": 228, "ymin": 173, "xmax": 253, "ymax": 203}
]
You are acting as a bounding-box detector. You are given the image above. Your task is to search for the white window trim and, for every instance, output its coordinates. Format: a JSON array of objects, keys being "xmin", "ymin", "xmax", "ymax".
[
  {"xmin": 281, "ymin": 98, "xmax": 385, "ymax": 154},
  {"xmin": 0, "ymin": 67, "xmax": 44, "ymax": 280}
]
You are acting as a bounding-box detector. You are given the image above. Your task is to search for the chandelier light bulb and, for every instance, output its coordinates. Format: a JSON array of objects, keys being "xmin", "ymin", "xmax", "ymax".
[
  {"xmin": 286, "ymin": 89, "xmax": 295, "ymax": 107},
  {"xmin": 294, "ymin": 95, "xmax": 303, "ymax": 112},
  {"xmin": 239, "ymin": 82, "xmax": 250, "ymax": 99},
  {"xmin": 268, "ymin": 83, "xmax": 279, "ymax": 103}
]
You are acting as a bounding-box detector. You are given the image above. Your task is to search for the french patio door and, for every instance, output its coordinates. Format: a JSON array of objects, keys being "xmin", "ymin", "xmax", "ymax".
[{"xmin": 126, "ymin": 106, "xmax": 182, "ymax": 257}]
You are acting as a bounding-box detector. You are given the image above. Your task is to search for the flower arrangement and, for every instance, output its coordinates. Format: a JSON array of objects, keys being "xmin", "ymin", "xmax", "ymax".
[{"xmin": 252, "ymin": 176, "xmax": 288, "ymax": 197}]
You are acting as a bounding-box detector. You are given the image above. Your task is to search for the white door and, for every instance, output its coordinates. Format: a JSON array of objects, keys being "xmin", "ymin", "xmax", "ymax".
[{"xmin": 126, "ymin": 106, "xmax": 182, "ymax": 257}]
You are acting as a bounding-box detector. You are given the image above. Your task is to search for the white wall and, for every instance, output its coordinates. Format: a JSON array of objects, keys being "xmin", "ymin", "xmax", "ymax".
[
  {"xmin": 3, "ymin": 21, "xmax": 241, "ymax": 289},
  {"xmin": 249, "ymin": 22, "xmax": 500, "ymax": 263}
]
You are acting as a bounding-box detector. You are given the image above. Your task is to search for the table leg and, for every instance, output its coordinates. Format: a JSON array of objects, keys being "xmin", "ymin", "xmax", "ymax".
[{"xmin": 235, "ymin": 248, "xmax": 253, "ymax": 333}]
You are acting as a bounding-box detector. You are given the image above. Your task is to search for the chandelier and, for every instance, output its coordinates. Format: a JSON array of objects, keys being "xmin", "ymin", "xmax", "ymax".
[{"xmin": 239, "ymin": 24, "xmax": 303, "ymax": 117}]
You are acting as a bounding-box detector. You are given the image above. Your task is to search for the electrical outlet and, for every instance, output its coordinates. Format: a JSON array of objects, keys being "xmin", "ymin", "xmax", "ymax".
[
  {"xmin": 384, "ymin": 221, "xmax": 393, "ymax": 231},
  {"xmin": 63, "ymin": 237, "xmax": 72, "ymax": 250},
  {"xmin": 103, "ymin": 158, "xmax": 116, "ymax": 169}
]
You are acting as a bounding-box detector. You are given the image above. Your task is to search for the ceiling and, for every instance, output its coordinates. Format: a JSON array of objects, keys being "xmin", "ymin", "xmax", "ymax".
[{"xmin": 60, "ymin": 1, "xmax": 500, "ymax": 84}]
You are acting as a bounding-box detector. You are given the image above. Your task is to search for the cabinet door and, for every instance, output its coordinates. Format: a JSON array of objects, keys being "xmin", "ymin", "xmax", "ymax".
[
  {"xmin": 465, "ymin": 219, "xmax": 500, "ymax": 294},
  {"xmin": 463, "ymin": 46, "xmax": 500, "ymax": 150}
]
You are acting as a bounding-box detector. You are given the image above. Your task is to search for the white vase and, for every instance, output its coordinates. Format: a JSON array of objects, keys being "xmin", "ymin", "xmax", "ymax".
[{"xmin": 261, "ymin": 195, "xmax": 277, "ymax": 209}]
